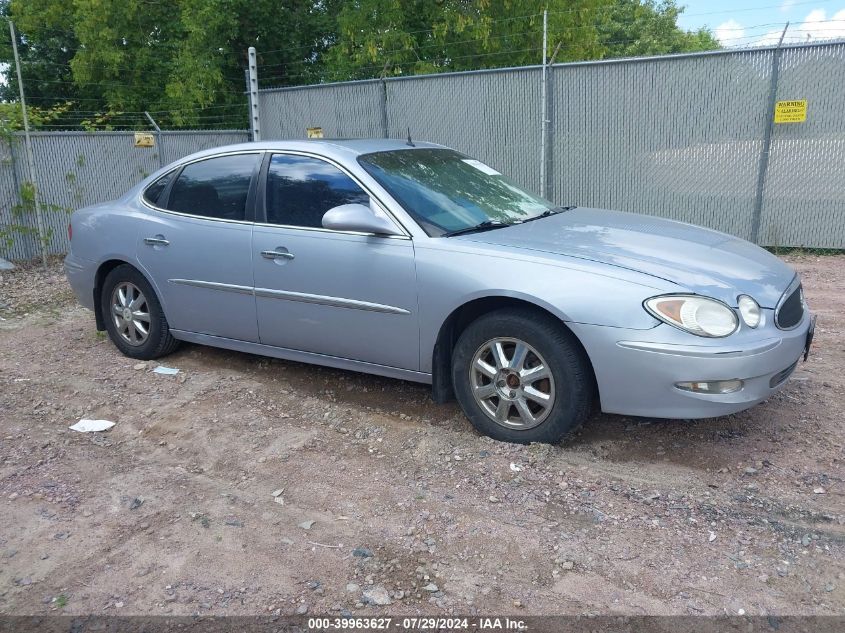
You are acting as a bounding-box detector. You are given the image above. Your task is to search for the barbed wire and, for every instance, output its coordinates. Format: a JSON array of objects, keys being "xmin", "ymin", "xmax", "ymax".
[{"xmin": 6, "ymin": 9, "xmax": 845, "ymax": 131}]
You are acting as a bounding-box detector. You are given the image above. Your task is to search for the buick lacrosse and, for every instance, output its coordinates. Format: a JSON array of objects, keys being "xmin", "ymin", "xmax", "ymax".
[{"xmin": 65, "ymin": 139, "xmax": 815, "ymax": 443}]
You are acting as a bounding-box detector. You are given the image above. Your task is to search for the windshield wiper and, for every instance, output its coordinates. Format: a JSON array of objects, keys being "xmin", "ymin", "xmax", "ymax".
[
  {"xmin": 441, "ymin": 220, "xmax": 511, "ymax": 237},
  {"xmin": 520, "ymin": 205, "xmax": 576, "ymax": 224}
]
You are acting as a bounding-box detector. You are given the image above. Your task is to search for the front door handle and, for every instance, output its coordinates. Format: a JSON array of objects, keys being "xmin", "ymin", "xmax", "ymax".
[
  {"xmin": 144, "ymin": 237, "xmax": 170, "ymax": 246},
  {"xmin": 261, "ymin": 250, "xmax": 295, "ymax": 260}
]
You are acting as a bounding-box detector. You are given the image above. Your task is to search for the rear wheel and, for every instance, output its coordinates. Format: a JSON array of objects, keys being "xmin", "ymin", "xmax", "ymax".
[
  {"xmin": 101, "ymin": 264, "xmax": 178, "ymax": 360},
  {"xmin": 452, "ymin": 308, "xmax": 592, "ymax": 444}
]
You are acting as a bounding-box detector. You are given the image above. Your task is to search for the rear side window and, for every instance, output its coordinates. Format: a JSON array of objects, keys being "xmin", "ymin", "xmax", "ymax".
[
  {"xmin": 265, "ymin": 154, "xmax": 369, "ymax": 228},
  {"xmin": 143, "ymin": 171, "xmax": 174, "ymax": 206},
  {"xmin": 165, "ymin": 153, "xmax": 259, "ymax": 221}
]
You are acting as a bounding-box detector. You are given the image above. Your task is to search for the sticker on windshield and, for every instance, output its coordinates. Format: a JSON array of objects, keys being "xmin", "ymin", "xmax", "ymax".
[{"xmin": 462, "ymin": 159, "xmax": 501, "ymax": 176}]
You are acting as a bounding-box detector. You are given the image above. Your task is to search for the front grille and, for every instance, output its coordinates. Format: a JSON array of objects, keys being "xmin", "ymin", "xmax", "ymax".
[
  {"xmin": 776, "ymin": 284, "xmax": 804, "ymax": 329},
  {"xmin": 769, "ymin": 361, "xmax": 798, "ymax": 388}
]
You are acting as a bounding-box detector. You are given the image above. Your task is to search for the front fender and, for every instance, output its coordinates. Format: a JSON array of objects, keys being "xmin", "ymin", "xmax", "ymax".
[{"xmin": 415, "ymin": 241, "xmax": 675, "ymax": 373}]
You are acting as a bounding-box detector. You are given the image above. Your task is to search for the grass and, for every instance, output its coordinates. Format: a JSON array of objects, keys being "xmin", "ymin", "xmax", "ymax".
[{"xmin": 55, "ymin": 594, "xmax": 68, "ymax": 608}]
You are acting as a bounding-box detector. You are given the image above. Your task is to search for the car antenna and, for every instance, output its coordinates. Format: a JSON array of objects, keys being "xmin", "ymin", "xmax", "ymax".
[{"xmin": 406, "ymin": 127, "xmax": 415, "ymax": 147}]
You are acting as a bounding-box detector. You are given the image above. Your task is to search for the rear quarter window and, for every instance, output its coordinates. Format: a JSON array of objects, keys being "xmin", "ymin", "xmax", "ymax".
[{"xmin": 142, "ymin": 171, "xmax": 175, "ymax": 206}]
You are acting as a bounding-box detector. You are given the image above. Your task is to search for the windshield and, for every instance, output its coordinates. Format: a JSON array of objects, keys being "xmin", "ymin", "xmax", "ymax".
[{"xmin": 358, "ymin": 148, "xmax": 556, "ymax": 236}]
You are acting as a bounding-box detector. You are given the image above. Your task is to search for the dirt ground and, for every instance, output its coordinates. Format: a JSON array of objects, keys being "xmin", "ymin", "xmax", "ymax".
[{"xmin": 0, "ymin": 254, "xmax": 842, "ymax": 618}]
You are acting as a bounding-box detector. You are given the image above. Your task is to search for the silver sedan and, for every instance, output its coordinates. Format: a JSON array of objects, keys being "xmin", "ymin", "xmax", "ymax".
[{"xmin": 65, "ymin": 139, "xmax": 815, "ymax": 444}]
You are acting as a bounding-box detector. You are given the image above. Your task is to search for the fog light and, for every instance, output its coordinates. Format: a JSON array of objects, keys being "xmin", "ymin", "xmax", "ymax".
[{"xmin": 675, "ymin": 379, "xmax": 743, "ymax": 394}]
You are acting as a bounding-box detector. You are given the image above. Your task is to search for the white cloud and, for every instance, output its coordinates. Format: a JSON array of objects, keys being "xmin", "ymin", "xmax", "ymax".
[
  {"xmin": 790, "ymin": 8, "xmax": 845, "ymax": 41},
  {"xmin": 714, "ymin": 19, "xmax": 745, "ymax": 45},
  {"xmin": 720, "ymin": 8, "xmax": 845, "ymax": 48},
  {"xmin": 781, "ymin": 0, "xmax": 798, "ymax": 12}
]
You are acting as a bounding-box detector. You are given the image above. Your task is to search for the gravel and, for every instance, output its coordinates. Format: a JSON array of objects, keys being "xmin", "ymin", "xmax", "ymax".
[{"xmin": 0, "ymin": 253, "xmax": 843, "ymax": 616}]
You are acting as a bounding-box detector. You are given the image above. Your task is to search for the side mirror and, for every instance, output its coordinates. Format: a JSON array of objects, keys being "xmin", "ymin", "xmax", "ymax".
[{"xmin": 322, "ymin": 203, "xmax": 403, "ymax": 236}]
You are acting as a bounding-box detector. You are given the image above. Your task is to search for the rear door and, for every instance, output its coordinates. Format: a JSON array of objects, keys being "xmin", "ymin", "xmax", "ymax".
[
  {"xmin": 136, "ymin": 151, "xmax": 262, "ymax": 342},
  {"xmin": 252, "ymin": 152, "xmax": 419, "ymax": 370}
]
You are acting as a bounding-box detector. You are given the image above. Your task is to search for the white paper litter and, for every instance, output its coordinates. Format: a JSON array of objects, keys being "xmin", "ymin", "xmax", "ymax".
[
  {"xmin": 510, "ymin": 463, "xmax": 523, "ymax": 472},
  {"xmin": 69, "ymin": 419, "xmax": 115, "ymax": 433},
  {"xmin": 153, "ymin": 366, "xmax": 180, "ymax": 375}
]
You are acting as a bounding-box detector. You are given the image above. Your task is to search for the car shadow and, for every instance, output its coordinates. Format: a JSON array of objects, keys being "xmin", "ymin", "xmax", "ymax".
[{"xmin": 169, "ymin": 341, "xmax": 782, "ymax": 473}]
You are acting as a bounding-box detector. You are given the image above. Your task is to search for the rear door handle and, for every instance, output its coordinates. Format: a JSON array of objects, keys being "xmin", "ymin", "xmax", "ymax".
[
  {"xmin": 261, "ymin": 250, "xmax": 294, "ymax": 260},
  {"xmin": 144, "ymin": 237, "xmax": 169, "ymax": 246}
]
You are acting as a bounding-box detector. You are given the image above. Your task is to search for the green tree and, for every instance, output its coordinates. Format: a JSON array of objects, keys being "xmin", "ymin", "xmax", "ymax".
[
  {"xmin": 0, "ymin": 0, "xmax": 82, "ymax": 109},
  {"xmin": 1, "ymin": 0, "xmax": 719, "ymax": 129},
  {"xmin": 325, "ymin": 1, "xmax": 718, "ymax": 79},
  {"xmin": 3, "ymin": 0, "xmax": 340, "ymax": 128},
  {"xmin": 326, "ymin": 0, "xmax": 608, "ymax": 80},
  {"xmin": 598, "ymin": 0, "xmax": 720, "ymax": 57}
]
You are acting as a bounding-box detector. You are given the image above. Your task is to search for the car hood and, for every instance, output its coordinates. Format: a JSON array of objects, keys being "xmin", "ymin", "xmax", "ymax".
[{"xmin": 458, "ymin": 208, "xmax": 795, "ymax": 307}]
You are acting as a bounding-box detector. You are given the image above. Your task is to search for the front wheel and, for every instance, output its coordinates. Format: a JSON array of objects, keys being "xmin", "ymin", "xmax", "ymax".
[
  {"xmin": 101, "ymin": 264, "xmax": 179, "ymax": 360},
  {"xmin": 451, "ymin": 309, "xmax": 592, "ymax": 444}
]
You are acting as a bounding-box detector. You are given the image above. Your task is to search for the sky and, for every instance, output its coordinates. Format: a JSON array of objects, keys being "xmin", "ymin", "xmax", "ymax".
[{"xmin": 677, "ymin": 0, "xmax": 845, "ymax": 47}]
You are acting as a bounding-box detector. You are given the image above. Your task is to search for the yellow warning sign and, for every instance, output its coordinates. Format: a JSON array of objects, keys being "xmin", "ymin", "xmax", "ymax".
[
  {"xmin": 306, "ymin": 127, "xmax": 324, "ymax": 138},
  {"xmin": 134, "ymin": 132, "xmax": 155, "ymax": 147},
  {"xmin": 774, "ymin": 100, "xmax": 807, "ymax": 124}
]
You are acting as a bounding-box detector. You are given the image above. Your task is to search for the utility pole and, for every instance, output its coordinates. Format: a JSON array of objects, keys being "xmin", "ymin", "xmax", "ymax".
[
  {"xmin": 539, "ymin": 9, "xmax": 549, "ymax": 198},
  {"xmin": 247, "ymin": 47, "xmax": 261, "ymax": 141},
  {"xmin": 9, "ymin": 20, "xmax": 48, "ymax": 269}
]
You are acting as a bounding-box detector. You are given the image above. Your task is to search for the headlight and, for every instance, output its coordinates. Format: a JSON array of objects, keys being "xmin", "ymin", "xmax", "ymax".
[
  {"xmin": 737, "ymin": 295, "xmax": 760, "ymax": 328},
  {"xmin": 644, "ymin": 295, "xmax": 738, "ymax": 337}
]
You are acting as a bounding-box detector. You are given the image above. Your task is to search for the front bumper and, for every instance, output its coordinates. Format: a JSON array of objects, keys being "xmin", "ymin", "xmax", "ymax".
[{"xmin": 569, "ymin": 311, "xmax": 814, "ymax": 419}]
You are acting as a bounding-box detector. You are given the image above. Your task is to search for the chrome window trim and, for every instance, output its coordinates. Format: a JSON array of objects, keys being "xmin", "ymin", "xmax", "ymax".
[
  {"xmin": 258, "ymin": 149, "xmax": 413, "ymax": 239},
  {"xmin": 139, "ymin": 149, "xmax": 265, "ymax": 225}
]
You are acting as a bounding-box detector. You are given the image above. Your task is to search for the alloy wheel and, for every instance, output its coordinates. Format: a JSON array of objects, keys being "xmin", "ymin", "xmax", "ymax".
[
  {"xmin": 110, "ymin": 282, "xmax": 151, "ymax": 346},
  {"xmin": 469, "ymin": 337, "xmax": 556, "ymax": 429}
]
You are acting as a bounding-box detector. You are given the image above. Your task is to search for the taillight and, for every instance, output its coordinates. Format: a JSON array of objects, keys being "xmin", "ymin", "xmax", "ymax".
[{"xmin": 68, "ymin": 222, "xmax": 72, "ymax": 241}]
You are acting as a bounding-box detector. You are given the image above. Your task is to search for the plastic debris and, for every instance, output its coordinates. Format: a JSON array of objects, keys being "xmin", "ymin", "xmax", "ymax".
[
  {"xmin": 153, "ymin": 366, "xmax": 180, "ymax": 375},
  {"xmin": 69, "ymin": 419, "xmax": 115, "ymax": 433},
  {"xmin": 509, "ymin": 463, "xmax": 523, "ymax": 472},
  {"xmin": 298, "ymin": 520, "xmax": 316, "ymax": 530}
]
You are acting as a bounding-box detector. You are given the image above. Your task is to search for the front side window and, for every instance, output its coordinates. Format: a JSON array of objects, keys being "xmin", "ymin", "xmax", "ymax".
[
  {"xmin": 143, "ymin": 170, "xmax": 174, "ymax": 206},
  {"xmin": 265, "ymin": 154, "xmax": 369, "ymax": 228},
  {"xmin": 358, "ymin": 149, "xmax": 554, "ymax": 236},
  {"xmin": 166, "ymin": 153, "xmax": 259, "ymax": 221}
]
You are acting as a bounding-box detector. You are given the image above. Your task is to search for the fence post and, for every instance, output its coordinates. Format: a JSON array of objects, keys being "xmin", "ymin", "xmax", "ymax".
[
  {"xmin": 750, "ymin": 24, "xmax": 789, "ymax": 245},
  {"xmin": 9, "ymin": 20, "xmax": 48, "ymax": 269},
  {"xmin": 380, "ymin": 78, "xmax": 389, "ymax": 139},
  {"xmin": 144, "ymin": 111, "xmax": 164, "ymax": 169},
  {"xmin": 247, "ymin": 47, "xmax": 261, "ymax": 141},
  {"xmin": 539, "ymin": 9, "xmax": 549, "ymax": 197}
]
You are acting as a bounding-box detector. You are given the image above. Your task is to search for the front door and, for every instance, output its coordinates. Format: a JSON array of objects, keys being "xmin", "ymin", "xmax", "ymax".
[
  {"xmin": 137, "ymin": 152, "xmax": 261, "ymax": 342},
  {"xmin": 252, "ymin": 153, "xmax": 419, "ymax": 370}
]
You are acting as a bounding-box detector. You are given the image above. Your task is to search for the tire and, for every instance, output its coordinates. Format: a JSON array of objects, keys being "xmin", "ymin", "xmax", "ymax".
[
  {"xmin": 100, "ymin": 264, "xmax": 179, "ymax": 360},
  {"xmin": 451, "ymin": 308, "xmax": 592, "ymax": 444}
]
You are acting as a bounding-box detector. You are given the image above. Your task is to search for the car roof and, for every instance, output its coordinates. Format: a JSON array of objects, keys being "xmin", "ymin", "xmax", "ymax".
[{"xmin": 178, "ymin": 138, "xmax": 447, "ymax": 164}]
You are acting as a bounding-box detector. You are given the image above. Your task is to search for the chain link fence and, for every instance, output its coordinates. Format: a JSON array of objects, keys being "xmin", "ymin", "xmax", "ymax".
[
  {"xmin": 258, "ymin": 41, "xmax": 845, "ymax": 249},
  {"xmin": 3, "ymin": 42, "xmax": 842, "ymax": 262},
  {"xmin": 0, "ymin": 130, "xmax": 249, "ymax": 261}
]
